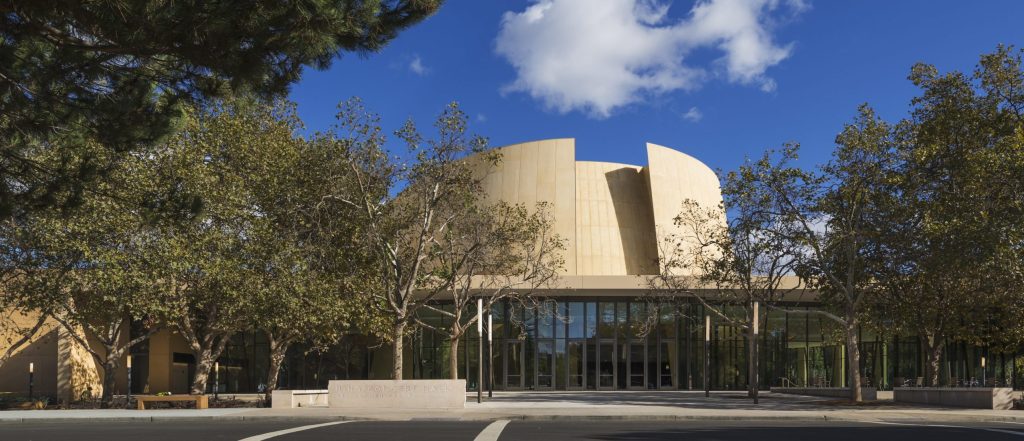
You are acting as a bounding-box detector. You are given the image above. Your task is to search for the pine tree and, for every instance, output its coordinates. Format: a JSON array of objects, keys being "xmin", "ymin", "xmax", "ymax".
[{"xmin": 0, "ymin": 0, "xmax": 443, "ymax": 218}]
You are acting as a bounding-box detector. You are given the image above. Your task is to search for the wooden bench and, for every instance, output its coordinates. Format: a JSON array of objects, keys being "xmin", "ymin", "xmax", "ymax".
[{"xmin": 135, "ymin": 394, "xmax": 209, "ymax": 410}]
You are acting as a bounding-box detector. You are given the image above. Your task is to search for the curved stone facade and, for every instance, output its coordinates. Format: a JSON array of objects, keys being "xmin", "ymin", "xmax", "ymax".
[{"xmin": 476, "ymin": 139, "xmax": 723, "ymax": 276}]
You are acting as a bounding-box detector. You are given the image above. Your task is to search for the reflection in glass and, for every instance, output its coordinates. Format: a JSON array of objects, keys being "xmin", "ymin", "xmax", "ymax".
[
  {"xmin": 616, "ymin": 302, "xmax": 628, "ymax": 333},
  {"xmin": 658, "ymin": 306, "xmax": 675, "ymax": 339},
  {"xmin": 555, "ymin": 302, "xmax": 567, "ymax": 339},
  {"xmin": 539, "ymin": 303, "xmax": 554, "ymax": 339},
  {"xmin": 586, "ymin": 302, "xmax": 597, "ymax": 338},
  {"xmin": 568, "ymin": 302, "xmax": 585, "ymax": 338},
  {"xmin": 599, "ymin": 303, "xmax": 616, "ymax": 338}
]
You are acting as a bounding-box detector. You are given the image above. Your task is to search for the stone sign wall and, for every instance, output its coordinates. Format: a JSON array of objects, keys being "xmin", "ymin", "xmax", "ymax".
[
  {"xmin": 894, "ymin": 387, "xmax": 1015, "ymax": 410},
  {"xmin": 327, "ymin": 380, "xmax": 466, "ymax": 409}
]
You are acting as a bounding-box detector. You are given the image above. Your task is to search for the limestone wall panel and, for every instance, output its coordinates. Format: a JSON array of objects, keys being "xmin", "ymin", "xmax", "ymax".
[
  {"xmin": 574, "ymin": 162, "xmax": 658, "ymax": 275},
  {"xmin": 476, "ymin": 139, "xmax": 577, "ymax": 275},
  {"xmin": 645, "ymin": 143, "xmax": 725, "ymax": 275}
]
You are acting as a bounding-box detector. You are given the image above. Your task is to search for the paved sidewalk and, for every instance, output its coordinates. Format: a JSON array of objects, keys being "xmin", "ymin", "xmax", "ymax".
[{"xmin": 0, "ymin": 391, "xmax": 1019, "ymax": 424}]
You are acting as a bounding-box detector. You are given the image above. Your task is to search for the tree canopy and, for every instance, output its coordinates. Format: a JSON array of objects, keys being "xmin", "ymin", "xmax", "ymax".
[{"xmin": 0, "ymin": 0, "xmax": 443, "ymax": 218}]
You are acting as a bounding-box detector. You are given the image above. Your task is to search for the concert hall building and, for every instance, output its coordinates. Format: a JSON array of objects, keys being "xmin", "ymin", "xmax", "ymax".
[{"xmin": 1, "ymin": 139, "xmax": 1018, "ymax": 400}]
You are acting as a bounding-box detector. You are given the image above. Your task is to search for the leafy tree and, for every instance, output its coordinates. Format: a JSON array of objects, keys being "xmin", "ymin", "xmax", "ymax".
[
  {"xmin": 231, "ymin": 100, "xmax": 364, "ymax": 402},
  {"xmin": 320, "ymin": 99, "xmax": 495, "ymax": 380},
  {"xmin": 655, "ymin": 154, "xmax": 806, "ymax": 395},
  {"xmin": 724, "ymin": 113, "xmax": 896, "ymax": 402},
  {"xmin": 148, "ymin": 103, "xmax": 264, "ymax": 395},
  {"xmin": 802, "ymin": 107, "xmax": 901, "ymax": 400},
  {"xmin": 3, "ymin": 142, "xmax": 165, "ymax": 405},
  {"xmin": 421, "ymin": 201, "xmax": 564, "ymax": 380},
  {"xmin": 246, "ymin": 229, "xmax": 357, "ymax": 400},
  {"xmin": 872, "ymin": 46, "xmax": 1024, "ymax": 385},
  {"xmin": 0, "ymin": 0, "xmax": 443, "ymax": 218}
]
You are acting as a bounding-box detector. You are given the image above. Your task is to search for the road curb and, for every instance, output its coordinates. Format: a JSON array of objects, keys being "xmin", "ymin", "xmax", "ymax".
[{"xmin": 1, "ymin": 412, "xmax": 1020, "ymax": 425}]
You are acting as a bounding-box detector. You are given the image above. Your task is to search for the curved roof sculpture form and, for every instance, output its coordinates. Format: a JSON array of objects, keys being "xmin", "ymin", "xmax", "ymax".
[{"xmin": 475, "ymin": 139, "xmax": 723, "ymax": 277}]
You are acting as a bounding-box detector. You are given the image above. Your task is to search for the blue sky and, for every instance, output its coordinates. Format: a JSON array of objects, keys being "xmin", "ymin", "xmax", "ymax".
[{"xmin": 289, "ymin": 0, "xmax": 1024, "ymax": 173}]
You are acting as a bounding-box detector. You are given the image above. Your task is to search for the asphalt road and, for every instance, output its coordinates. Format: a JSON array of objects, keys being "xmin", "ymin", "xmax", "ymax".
[{"xmin": 2, "ymin": 419, "xmax": 1024, "ymax": 441}]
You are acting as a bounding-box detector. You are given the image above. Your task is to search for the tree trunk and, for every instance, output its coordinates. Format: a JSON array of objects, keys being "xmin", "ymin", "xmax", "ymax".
[
  {"xmin": 189, "ymin": 333, "xmax": 230, "ymax": 395},
  {"xmin": 449, "ymin": 335, "xmax": 461, "ymax": 380},
  {"xmin": 265, "ymin": 334, "xmax": 290, "ymax": 405},
  {"xmin": 845, "ymin": 321, "xmax": 863, "ymax": 402},
  {"xmin": 392, "ymin": 321, "xmax": 406, "ymax": 380},
  {"xmin": 100, "ymin": 357, "xmax": 119, "ymax": 407},
  {"xmin": 191, "ymin": 347, "xmax": 215, "ymax": 395},
  {"xmin": 265, "ymin": 349, "xmax": 287, "ymax": 401},
  {"xmin": 923, "ymin": 334, "xmax": 944, "ymax": 387}
]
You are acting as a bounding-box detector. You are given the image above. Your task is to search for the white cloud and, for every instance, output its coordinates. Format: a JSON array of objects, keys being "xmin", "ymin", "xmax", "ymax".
[
  {"xmin": 682, "ymin": 106, "xmax": 703, "ymax": 122},
  {"xmin": 409, "ymin": 55, "xmax": 428, "ymax": 75},
  {"xmin": 495, "ymin": 0, "xmax": 804, "ymax": 118},
  {"xmin": 476, "ymin": 113, "xmax": 488, "ymax": 123}
]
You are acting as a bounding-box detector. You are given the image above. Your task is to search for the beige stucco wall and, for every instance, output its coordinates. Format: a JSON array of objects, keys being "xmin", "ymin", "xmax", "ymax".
[
  {"xmin": 0, "ymin": 311, "xmax": 59, "ymax": 396},
  {"xmin": 0, "ymin": 311, "xmax": 117, "ymax": 402},
  {"xmin": 476, "ymin": 139, "xmax": 723, "ymax": 278},
  {"xmin": 55, "ymin": 324, "xmax": 103, "ymax": 402}
]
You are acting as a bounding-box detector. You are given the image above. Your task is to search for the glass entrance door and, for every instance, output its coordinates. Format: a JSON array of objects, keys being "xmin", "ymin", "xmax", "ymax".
[
  {"xmin": 659, "ymin": 340, "xmax": 677, "ymax": 389},
  {"xmin": 629, "ymin": 340, "xmax": 646, "ymax": 389},
  {"xmin": 567, "ymin": 340, "xmax": 585, "ymax": 389},
  {"xmin": 598, "ymin": 340, "xmax": 616, "ymax": 389},
  {"xmin": 536, "ymin": 340, "xmax": 555, "ymax": 389},
  {"xmin": 505, "ymin": 341, "xmax": 523, "ymax": 389}
]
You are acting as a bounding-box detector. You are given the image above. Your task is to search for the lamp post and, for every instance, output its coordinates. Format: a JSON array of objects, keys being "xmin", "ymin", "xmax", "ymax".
[
  {"xmin": 981, "ymin": 356, "xmax": 986, "ymax": 387},
  {"xmin": 126, "ymin": 355, "xmax": 132, "ymax": 405},
  {"xmin": 704, "ymin": 315, "xmax": 710, "ymax": 398},
  {"xmin": 28, "ymin": 362, "xmax": 34, "ymax": 402},
  {"xmin": 752, "ymin": 302, "xmax": 759, "ymax": 405},
  {"xmin": 488, "ymin": 312, "xmax": 493, "ymax": 398},
  {"xmin": 477, "ymin": 298, "xmax": 483, "ymax": 404},
  {"xmin": 214, "ymin": 361, "xmax": 220, "ymax": 401}
]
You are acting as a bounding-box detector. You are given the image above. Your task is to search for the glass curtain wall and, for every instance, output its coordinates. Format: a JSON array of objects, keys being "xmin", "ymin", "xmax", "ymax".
[
  {"xmin": 149, "ymin": 297, "xmax": 1024, "ymax": 393},
  {"xmin": 438, "ymin": 299, "xmax": 682, "ymax": 390},
  {"xmin": 415, "ymin": 298, "xmax": 859, "ymax": 391}
]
